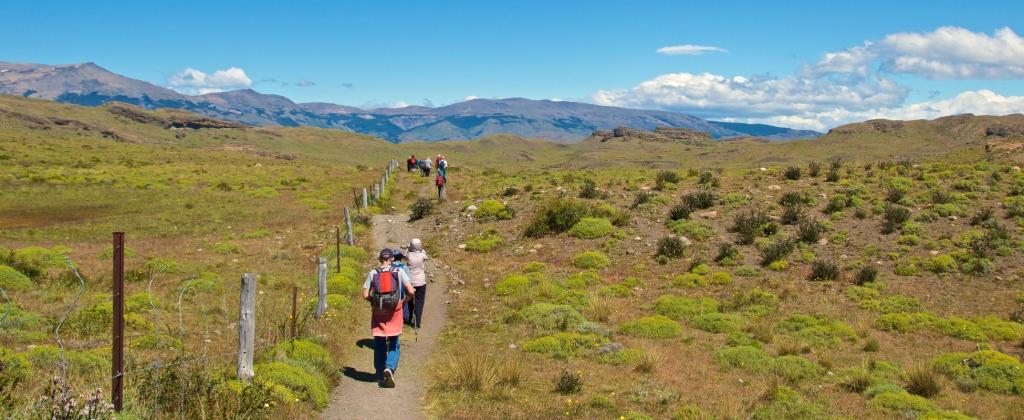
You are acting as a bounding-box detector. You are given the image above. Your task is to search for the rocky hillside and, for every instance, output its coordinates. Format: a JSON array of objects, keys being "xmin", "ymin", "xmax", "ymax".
[
  {"xmin": 585, "ymin": 126, "xmax": 715, "ymax": 146},
  {"xmin": 0, "ymin": 61, "xmax": 818, "ymax": 143}
]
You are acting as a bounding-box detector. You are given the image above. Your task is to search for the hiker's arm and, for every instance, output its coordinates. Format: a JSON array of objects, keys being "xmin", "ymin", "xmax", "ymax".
[
  {"xmin": 362, "ymin": 287, "xmax": 370, "ymax": 301},
  {"xmin": 362, "ymin": 272, "xmax": 373, "ymax": 301}
]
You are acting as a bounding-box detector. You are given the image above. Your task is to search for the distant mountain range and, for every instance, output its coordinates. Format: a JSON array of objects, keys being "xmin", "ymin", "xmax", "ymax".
[{"xmin": 0, "ymin": 61, "xmax": 820, "ymax": 142}]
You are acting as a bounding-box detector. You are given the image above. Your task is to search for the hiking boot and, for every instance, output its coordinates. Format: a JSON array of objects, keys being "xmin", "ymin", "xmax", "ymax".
[{"xmin": 383, "ymin": 368, "xmax": 395, "ymax": 388}]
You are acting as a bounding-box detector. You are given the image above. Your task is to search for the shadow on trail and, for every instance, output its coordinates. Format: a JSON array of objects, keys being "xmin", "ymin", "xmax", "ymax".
[
  {"xmin": 342, "ymin": 366, "xmax": 377, "ymax": 383},
  {"xmin": 355, "ymin": 338, "xmax": 374, "ymax": 349}
]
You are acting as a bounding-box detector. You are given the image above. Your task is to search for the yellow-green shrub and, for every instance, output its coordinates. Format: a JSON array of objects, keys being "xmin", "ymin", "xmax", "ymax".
[
  {"xmin": 569, "ymin": 217, "xmax": 614, "ymax": 239},
  {"xmin": 618, "ymin": 315, "xmax": 681, "ymax": 338},
  {"xmin": 572, "ymin": 251, "xmax": 610, "ymax": 269}
]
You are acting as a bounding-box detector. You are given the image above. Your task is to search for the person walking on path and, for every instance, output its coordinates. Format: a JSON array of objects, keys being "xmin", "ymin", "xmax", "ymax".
[
  {"xmin": 437, "ymin": 155, "xmax": 448, "ymax": 182},
  {"xmin": 423, "ymin": 158, "xmax": 433, "ymax": 177},
  {"xmin": 363, "ymin": 248, "xmax": 416, "ymax": 388},
  {"xmin": 406, "ymin": 155, "xmax": 417, "ymax": 172},
  {"xmin": 402, "ymin": 238, "xmax": 429, "ymax": 328},
  {"xmin": 435, "ymin": 173, "xmax": 446, "ymax": 200}
]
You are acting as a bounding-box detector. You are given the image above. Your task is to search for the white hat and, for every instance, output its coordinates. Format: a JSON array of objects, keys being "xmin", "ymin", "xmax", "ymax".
[{"xmin": 410, "ymin": 238, "xmax": 423, "ymax": 251}]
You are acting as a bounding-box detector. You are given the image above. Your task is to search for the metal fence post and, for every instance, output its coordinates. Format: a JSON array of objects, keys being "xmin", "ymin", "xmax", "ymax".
[{"xmin": 238, "ymin": 273, "xmax": 256, "ymax": 381}]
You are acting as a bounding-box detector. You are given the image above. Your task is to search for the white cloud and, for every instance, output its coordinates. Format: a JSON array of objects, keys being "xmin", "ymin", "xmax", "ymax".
[
  {"xmin": 295, "ymin": 80, "xmax": 316, "ymax": 87},
  {"xmin": 463, "ymin": 95, "xmax": 479, "ymax": 101},
  {"xmin": 592, "ymin": 72, "xmax": 908, "ymax": 119},
  {"xmin": 807, "ymin": 26, "xmax": 1024, "ymax": 80},
  {"xmin": 168, "ymin": 67, "xmax": 252, "ymax": 95},
  {"xmin": 656, "ymin": 44, "xmax": 728, "ymax": 55},
  {"xmin": 718, "ymin": 90, "xmax": 1024, "ymax": 131}
]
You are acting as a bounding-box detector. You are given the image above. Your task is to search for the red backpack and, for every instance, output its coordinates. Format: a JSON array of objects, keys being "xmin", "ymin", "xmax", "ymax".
[
  {"xmin": 435, "ymin": 174, "xmax": 444, "ymax": 187},
  {"xmin": 370, "ymin": 268, "xmax": 403, "ymax": 310}
]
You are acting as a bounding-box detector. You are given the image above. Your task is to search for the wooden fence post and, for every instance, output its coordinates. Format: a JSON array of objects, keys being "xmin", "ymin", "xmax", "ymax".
[
  {"xmin": 335, "ymin": 226, "xmax": 341, "ymax": 273},
  {"xmin": 238, "ymin": 273, "xmax": 256, "ymax": 381},
  {"xmin": 111, "ymin": 232, "xmax": 125, "ymax": 412},
  {"xmin": 316, "ymin": 258, "xmax": 328, "ymax": 319},
  {"xmin": 344, "ymin": 207, "xmax": 354, "ymax": 246},
  {"xmin": 290, "ymin": 286, "xmax": 297, "ymax": 340},
  {"xmin": 362, "ymin": 188, "xmax": 368, "ymax": 208}
]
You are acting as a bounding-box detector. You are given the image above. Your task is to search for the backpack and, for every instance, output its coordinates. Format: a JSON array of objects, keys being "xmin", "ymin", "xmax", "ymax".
[
  {"xmin": 435, "ymin": 174, "xmax": 444, "ymax": 187},
  {"xmin": 370, "ymin": 267, "xmax": 403, "ymax": 310}
]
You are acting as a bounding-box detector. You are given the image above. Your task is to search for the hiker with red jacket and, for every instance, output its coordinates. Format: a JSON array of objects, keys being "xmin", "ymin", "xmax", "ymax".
[
  {"xmin": 363, "ymin": 248, "xmax": 415, "ymax": 388},
  {"xmin": 406, "ymin": 155, "xmax": 417, "ymax": 172}
]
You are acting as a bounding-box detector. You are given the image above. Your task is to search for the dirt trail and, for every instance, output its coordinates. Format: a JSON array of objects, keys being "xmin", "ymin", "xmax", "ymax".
[{"xmin": 320, "ymin": 212, "xmax": 449, "ymax": 420}]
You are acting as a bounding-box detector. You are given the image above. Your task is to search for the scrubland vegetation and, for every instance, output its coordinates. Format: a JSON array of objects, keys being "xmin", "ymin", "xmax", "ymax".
[{"xmin": 3, "ymin": 95, "xmax": 1024, "ymax": 419}]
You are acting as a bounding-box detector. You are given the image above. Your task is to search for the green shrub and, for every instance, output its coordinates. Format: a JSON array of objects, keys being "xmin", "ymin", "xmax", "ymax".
[
  {"xmin": 784, "ymin": 166, "xmax": 801, "ymax": 180},
  {"xmin": 672, "ymin": 273, "xmax": 705, "ymax": 288},
  {"xmin": 275, "ymin": 339, "xmax": 334, "ymax": 377},
  {"xmin": 579, "ymin": 178, "xmax": 601, "ymax": 199},
  {"xmin": 573, "ymin": 251, "xmax": 610, "ymax": 269},
  {"xmin": 708, "ymin": 271, "xmax": 732, "ymax": 285},
  {"xmin": 523, "ymin": 197, "xmax": 592, "ymax": 237},
  {"xmin": 595, "ymin": 348, "xmax": 644, "ymax": 366},
  {"xmin": 732, "ymin": 208, "xmax": 774, "ymax": 244},
  {"xmin": 653, "ymin": 295, "xmax": 720, "ymax": 320},
  {"xmin": 475, "ymin": 199, "xmax": 514, "ymax": 220},
  {"xmin": 597, "ymin": 284, "xmax": 631, "ymax": 298},
  {"xmin": 0, "ymin": 346, "xmax": 31, "ymax": 386},
  {"xmin": 6, "ymin": 246, "xmax": 69, "ymax": 278},
  {"xmin": 465, "ymin": 228, "xmax": 504, "ymax": 252},
  {"xmin": 714, "ymin": 345, "xmax": 771, "ymax": 372},
  {"xmin": 883, "ymin": 205, "xmax": 912, "ymax": 234},
  {"xmin": 927, "ymin": 255, "xmax": 957, "ymax": 273},
  {"xmin": 797, "ymin": 219, "xmax": 826, "ymax": 243},
  {"xmin": 933, "ymin": 350, "xmax": 1024, "ymax": 394},
  {"xmin": 554, "ymin": 368, "xmax": 583, "ymax": 394},
  {"xmin": 808, "ymin": 259, "xmax": 839, "ymax": 281},
  {"xmin": 777, "ymin": 315, "xmax": 857, "ymax": 348},
  {"xmin": 734, "ymin": 265, "xmax": 759, "ymax": 277},
  {"xmin": 771, "ymin": 355, "xmax": 824, "ymax": 383},
  {"xmin": 655, "ymin": 236, "xmax": 686, "ymax": 260},
  {"xmin": 522, "ymin": 332, "xmax": 606, "ymax": 356},
  {"xmin": 0, "ymin": 265, "xmax": 32, "ymax": 291},
  {"xmin": 212, "ymin": 242, "xmax": 241, "ymax": 255},
  {"xmin": 409, "ymin": 197, "xmax": 435, "ymax": 221},
  {"xmin": 752, "ymin": 386, "xmax": 827, "ymax": 420},
  {"xmin": 496, "ymin": 274, "xmax": 531, "ymax": 296},
  {"xmin": 519, "ymin": 303, "xmax": 587, "ymax": 332},
  {"xmin": 690, "ymin": 312, "xmax": 747, "ymax": 333},
  {"xmin": 522, "ymin": 262, "xmax": 548, "ymax": 273},
  {"xmin": 326, "ymin": 273, "xmax": 361, "ymax": 295},
  {"xmin": 855, "ymin": 265, "xmax": 878, "ymax": 285},
  {"xmin": 26, "ymin": 345, "xmax": 108, "ymax": 377},
  {"xmin": 618, "ymin": 315, "xmax": 681, "ymax": 338},
  {"xmin": 726, "ymin": 288, "xmax": 780, "ymax": 316},
  {"xmin": 568, "ymin": 217, "xmax": 614, "ymax": 239},
  {"xmin": 760, "ymin": 237, "xmax": 796, "ymax": 266},
  {"xmin": 255, "ymin": 360, "xmax": 329, "ymax": 408},
  {"xmin": 875, "ymin": 312, "xmax": 938, "ymax": 333},
  {"xmin": 666, "ymin": 219, "xmax": 715, "ymax": 240}
]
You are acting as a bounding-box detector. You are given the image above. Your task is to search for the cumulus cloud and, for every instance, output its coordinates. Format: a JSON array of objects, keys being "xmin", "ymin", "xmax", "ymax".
[
  {"xmin": 595, "ymin": 26, "xmax": 1024, "ymax": 131},
  {"xmin": 295, "ymin": 80, "xmax": 316, "ymax": 87},
  {"xmin": 719, "ymin": 90, "xmax": 1024, "ymax": 131},
  {"xmin": 807, "ymin": 26, "xmax": 1024, "ymax": 80},
  {"xmin": 592, "ymin": 72, "xmax": 908, "ymax": 119},
  {"xmin": 656, "ymin": 44, "xmax": 728, "ymax": 55},
  {"xmin": 168, "ymin": 67, "xmax": 252, "ymax": 95}
]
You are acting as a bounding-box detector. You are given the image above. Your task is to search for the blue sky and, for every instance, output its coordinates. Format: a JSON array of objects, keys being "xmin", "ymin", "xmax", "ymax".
[{"xmin": 2, "ymin": 0, "xmax": 1023, "ymax": 129}]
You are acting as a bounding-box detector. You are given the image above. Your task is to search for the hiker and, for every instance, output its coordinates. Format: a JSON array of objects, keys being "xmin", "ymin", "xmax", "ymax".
[
  {"xmin": 406, "ymin": 155, "xmax": 417, "ymax": 172},
  {"xmin": 437, "ymin": 155, "xmax": 448, "ymax": 182},
  {"xmin": 390, "ymin": 247, "xmax": 412, "ymax": 280},
  {"xmin": 423, "ymin": 157, "xmax": 433, "ymax": 177},
  {"xmin": 363, "ymin": 248, "xmax": 415, "ymax": 388},
  {"xmin": 436, "ymin": 173, "xmax": 446, "ymax": 200},
  {"xmin": 403, "ymin": 238, "xmax": 429, "ymax": 328}
]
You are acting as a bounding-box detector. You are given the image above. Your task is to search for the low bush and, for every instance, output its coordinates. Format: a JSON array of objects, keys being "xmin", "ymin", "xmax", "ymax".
[
  {"xmin": 554, "ymin": 369, "xmax": 583, "ymax": 394},
  {"xmin": 409, "ymin": 197, "xmax": 435, "ymax": 221},
  {"xmin": 496, "ymin": 274, "xmax": 531, "ymax": 296},
  {"xmin": 568, "ymin": 217, "xmax": 614, "ymax": 239},
  {"xmin": 760, "ymin": 237, "xmax": 796, "ymax": 266},
  {"xmin": 465, "ymin": 228, "xmax": 504, "ymax": 252},
  {"xmin": 933, "ymin": 350, "xmax": 1024, "ymax": 394},
  {"xmin": 797, "ymin": 219, "xmax": 825, "ymax": 243},
  {"xmin": 475, "ymin": 199, "xmax": 514, "ymax": 220},
  {"xmin": 781, "ymin": 205, "xmax": 804, "ymax": 225},
  {"xmin": 714, "ymin": 345, "xmax": 771, "ymax": 372},
  {"xmin": 618, "ymin": 315, "xmax": 682, "ymax": 339},
  {"xmin": 732, "ymin": 208, "xmax": 774, "ymax": 244},
  {"xmin": 655, "ymin": 236, "xmax": 686, "ymax": 260},
  {"xmin": 691, "ymin": 312, "xmax": 747, "ymax": 334},
  {"xmin": 752, "ymin": 386, "xmax": 827, "ymax": 420},
  {"xmin": 653, "ymin": 295, "xmax": 720, "ymax": 320},
  {"xmin": 784, "ymin": 166, "xmax": 801, "ymax": 180},
  {"xmin": 666, "ymin": 219, "xmax": 715, "ymax": 240},
  {"xmin": 522, "ymin": 332, "xmax": 606, "ymax": 356},
  {"xmin": 254, "ymin": 360, "xmax": 329, "ymax": 408},
  {"xmin": 855, "ymin": 265, "xmax": 878, "ymax": 285},
  {"xmin": 579, "ymin": 178, "xmax": 600, "ymax": 199},
  {"xmin": 882, "ymin": 204, "xmax": 912, "ymax": 234},
  {"xmin": 572, "ymin": 251, "xmax": 610, "ymax": 269},
  {"xmin": 0, "ymin": 265, "xmax": 32, "ymax": 291},
  {"xmin": 771, "ymin": 355, "xmax": 824, "ymax": 383},
  {"xmin": 518, "ymin": 303, "xmax": 587, "ymax": 332},
  {"xmin": 905, "ymin": 364, "xmax": 942, "ymax": 397},
  {"xmin": 808, "ymin": 259, "xmax": 840, "ymax": 281}
]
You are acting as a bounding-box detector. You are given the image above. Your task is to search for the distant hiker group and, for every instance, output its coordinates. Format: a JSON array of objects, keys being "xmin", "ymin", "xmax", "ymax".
[
  {"xmin": 362, "ymin": 239, "xmax": 431, "ymax": 388},
  {"xmin": 407, "ymin": 154, "xmax": 449, "ymax": 200}
]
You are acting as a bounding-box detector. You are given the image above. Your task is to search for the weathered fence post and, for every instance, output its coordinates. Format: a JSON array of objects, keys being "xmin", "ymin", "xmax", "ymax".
[
  {"xmin": 344, "ymin": 207, "xmax": 354, "ymax": 246},
  {"xmin": 238, "ymin": 273, "xmax": 256, "ymax": 381},
  {"xmin": 111, "ymin": 232, "xmax": 125, "ymax": 412},
  {"xmin": 290, "ymin": 285, "xmax": 298, "ymax": 340},
  {"xmin": 316, "ymin": 257, "xmax": 328, "ymax": 319},
  {"xmin": 335, "ymin": 226, "xmax": 341, "ymax": 273},
  {"xmin": 362, "ymin": 188, "xmax": 368, "ymax": 208}
]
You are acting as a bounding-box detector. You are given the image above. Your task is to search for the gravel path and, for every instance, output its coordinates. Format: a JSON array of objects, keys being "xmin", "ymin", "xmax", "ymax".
[{"xmin": 320, "ymin": 212, "xmax": 449, "ymax": 420}]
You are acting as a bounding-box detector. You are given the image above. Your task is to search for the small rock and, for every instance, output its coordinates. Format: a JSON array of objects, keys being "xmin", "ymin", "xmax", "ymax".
[
  {"xmin": 929, "ymin": 250, "xmax": 939, "ymax": 255},
  {"xmin": 767, "ymin": 185, "xmax": 781, "ymax": 191},
  {"xmin": 819, "ymin": 193, "xmax": 827, "ymax": 199},
  {"xmin": 759, "ymin": 167, "xmax": 767, "ymax": 171},
  {"xmin": 634, "ymin": 236, "xmax": 642, "ymax": 241},
  {"xmin": 679, "ymin": 236, "xmax": 693, "ymax": 247},
  {"xmin": 457, "ymin": 244, "xmax": 466, "ymax": 249},
  {"xmin": 698, "ymin": 210, "xmax": 718, "ymax": 219},
  {"xmin": 1013, "ymin": 166, "xmax": 1021, "ymax": 172},
  {"xmin": 818, "ymin": 238, "xmax": 828, "ymax": 246},
  {"xmin": 533, "ymin": 244, "xmax": 543, "ymax": 249},
  {"xmin": 529, "ymin": 249, "xmax": 537, "ymax": 254},
  {"xmin": 466, "ymin": 205, "xmax": 478, "ymax": 212},
  {"xmin": 509, "ymin": 344, "xmax": 517, "ymax": 350}
]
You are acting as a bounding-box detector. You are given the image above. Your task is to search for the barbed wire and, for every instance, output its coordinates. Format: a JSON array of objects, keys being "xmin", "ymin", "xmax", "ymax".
[{"xmin": 57, "ymin": 257, "xmax": 88, "ymax": 401}]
